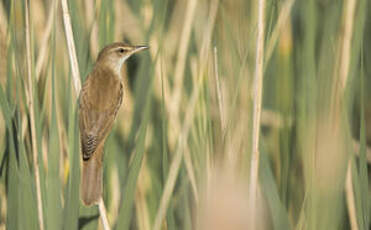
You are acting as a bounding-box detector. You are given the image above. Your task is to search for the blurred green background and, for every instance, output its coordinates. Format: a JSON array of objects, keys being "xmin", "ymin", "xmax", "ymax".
[{"xmin": 0, "ymin": 0, "xmax": 370, "ymax": 229}]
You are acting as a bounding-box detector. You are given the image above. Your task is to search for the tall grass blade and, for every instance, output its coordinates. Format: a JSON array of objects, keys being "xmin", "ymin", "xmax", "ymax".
[
  {"xmin": 260, "ymin": 151, "xmax": 291, "ymax": 230},
  {"xmin": 115, "ymin": 115, "xmax": 149, "ymax": 230},
  {"xmin": 62, "ymin": 106, "xmax": 80, "ymax": 230},
  {"xmin": 17, "ymin": 114, "xmax": 38, "ymax": 230},
  {"xmin": 161, "ymin": 64, "xmax": 176, "ymax": 230},
  {"xmin": 46, "ymin": 22, "xmax": 62, "ymax": 229}
]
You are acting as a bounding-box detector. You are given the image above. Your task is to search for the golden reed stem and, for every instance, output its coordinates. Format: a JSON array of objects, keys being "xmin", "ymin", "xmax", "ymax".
[
  {"xmin": 61, "ymin": 0, "xmax": 82, "ymax": 95},
  {"xmin": 25, "ymin": 0, "xmax": 45, "ymax": 229},
  {"xmin": 249, "ymin": 0, "xmax": 266, "ymax": 228}
]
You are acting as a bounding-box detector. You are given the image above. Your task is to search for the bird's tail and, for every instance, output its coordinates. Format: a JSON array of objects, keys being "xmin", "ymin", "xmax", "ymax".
[{"xmin": 81, "ymin": 149, "xmax": 103, "ymax": 206}]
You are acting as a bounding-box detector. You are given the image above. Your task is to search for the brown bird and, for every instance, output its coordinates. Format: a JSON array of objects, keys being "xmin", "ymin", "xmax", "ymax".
[{"xmin": 79, "ymin": 42, "xmax": 148, "ymax": 205}]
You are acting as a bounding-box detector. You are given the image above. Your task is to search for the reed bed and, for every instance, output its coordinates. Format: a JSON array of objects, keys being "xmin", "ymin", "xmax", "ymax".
[{"xmin": 0, "ymin": 0, "xmax": 369, "ymax": 230}]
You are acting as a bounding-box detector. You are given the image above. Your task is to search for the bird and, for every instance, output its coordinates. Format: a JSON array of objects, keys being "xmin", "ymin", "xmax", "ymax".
[{"xmin": 79, "ymin": 42, "xmax": 148, "ymax": 206}]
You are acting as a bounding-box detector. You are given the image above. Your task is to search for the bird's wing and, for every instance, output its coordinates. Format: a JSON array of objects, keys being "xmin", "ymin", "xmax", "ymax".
[{"xmin": 79, "ymin": 76, "xmax": 123, "ymax": 161}]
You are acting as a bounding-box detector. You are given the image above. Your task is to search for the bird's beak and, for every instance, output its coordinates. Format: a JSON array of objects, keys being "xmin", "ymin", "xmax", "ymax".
[{"xmin": 131, "ymin": 46, "xmax": 149, "ymax": 55}]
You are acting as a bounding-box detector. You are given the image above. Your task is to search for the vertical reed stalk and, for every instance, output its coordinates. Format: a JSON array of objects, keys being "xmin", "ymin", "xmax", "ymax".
[
  {"xmin": 61, "ymin": 0, "xmax": 81, "ymax": 95},
  {"xmin": 249, "ymin": 0, "xmax": 265, "ymax": 227},
  {"xmin": 337, "ymin": 0, "xmax": 357, "ymax": 93},
  {"xmin": 213, "ymin": 47, "xmax": 225, "ymax": 134},
  {"xmin": 35, "ymin": 0, "xmax": 57, "ymax": 80},
  {"xmin": 346, "ymin": 162, "xmax": 359, "ymax": 230},
  {"xmin": 331, "ymin": 0, "xmax": 357, "ymax": 116},
  {"xmin": 334, "ymin": 0, "xmax": 358, "ymax": 227},
  {"xmin": 25, "ymin": 0, "xmax": 44, "ymax": 229},
  {"xmin": 99, "ymin": 197, "xmax": 111, "ymax": 230},
  {"xmin": 170, "ymin": 0, "xmax": 197, "ymax": 118}
]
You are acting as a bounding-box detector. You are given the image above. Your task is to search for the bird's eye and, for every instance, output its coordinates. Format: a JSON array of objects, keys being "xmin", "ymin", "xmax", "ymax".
[{"xmin": 118, "ymin": 48, "xmax": 125, "ymax": 54}]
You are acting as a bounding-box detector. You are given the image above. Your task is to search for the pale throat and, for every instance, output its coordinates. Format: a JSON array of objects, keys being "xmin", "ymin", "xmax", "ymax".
[{"xmin": 106, "ymin": 56, "xmax": 130, "ymax": 81}]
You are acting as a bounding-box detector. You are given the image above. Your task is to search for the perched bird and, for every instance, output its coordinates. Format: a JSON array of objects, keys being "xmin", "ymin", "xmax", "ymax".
[{"xmin": 79, "ymin": 42, "xmax": 148, "ymax": 205}]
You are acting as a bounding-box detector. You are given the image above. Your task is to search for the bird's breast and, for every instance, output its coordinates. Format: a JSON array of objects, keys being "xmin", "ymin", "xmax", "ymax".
[{"xmin": 87, "ymin": 69, "xmax": 123, "ymax": 112}]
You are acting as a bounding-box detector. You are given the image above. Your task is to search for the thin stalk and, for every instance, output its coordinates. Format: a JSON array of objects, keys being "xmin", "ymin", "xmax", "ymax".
[
  {"xmin": 345, "ymin": 162, "xmax": 359, "ymax": 230},
  {"xmin": 249, "ymin": 0, "xmax": 265, "ymax": 228},
  {"xmin": 337, "ymin": 0, "xmax": 357, "ymax": 93},
  {"xmin": 98, "ymin": 197, "xmax": 111, "ymax": 230},
  {"xmin": 35, "ymin": 0, "xmax": 57, "ymax": 79},
  {"xmin": 337, "ymin": 0, "xmax": 358, "ymax": 227},
  {"xmin": 25, "ymin": 0, "xmax": 44, "ymax": 229},
  {"xmin": 61, "ymin": 0, "xmax": 82, "ymax": 95},
  {"xmin": 331, "ymin": 0, "xmax": 357, "ymax": 115},
  {"xmin": 170, "ymin": 0, "xmax": 197, "ymax": 117},
  {"xmin": 213, "ymin": 47, "xmax": 225, "ymax": 134},
  {"xmin": 183, "ymin": 145, "xmax": 199, "ymax": 204}
]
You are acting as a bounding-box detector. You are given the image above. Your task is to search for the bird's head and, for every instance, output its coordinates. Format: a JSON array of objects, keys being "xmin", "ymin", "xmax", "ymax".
[{"xmin": 96, "ymin": 42, "xmax": 148, "ymax": 77}]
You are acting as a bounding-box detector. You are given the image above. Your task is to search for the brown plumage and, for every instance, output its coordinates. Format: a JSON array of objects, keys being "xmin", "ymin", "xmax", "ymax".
[{"xmin": 79, "ymin": 42, "xmax": 148, "ymax": 206}]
